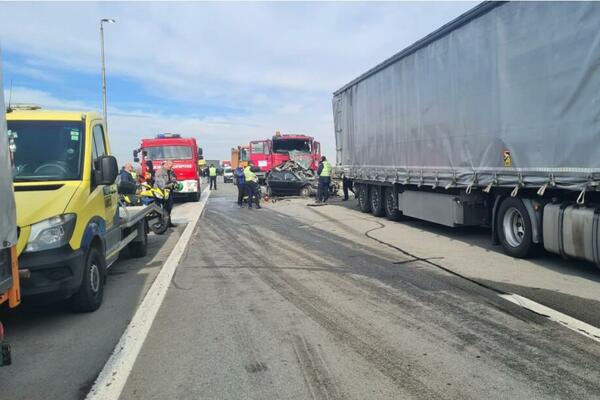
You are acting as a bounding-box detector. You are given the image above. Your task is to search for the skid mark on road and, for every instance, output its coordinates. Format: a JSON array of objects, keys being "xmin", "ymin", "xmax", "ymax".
[
  {"xmin": 212, "ymin": 203, "xmax": 600, "ymax": 399},
  {"xmin": 291, "ymin": 334, "xmax": 344, "ymax": 400},
  {"xmin": 212, "ymin": 216, "xmax": 445, "ymax": 399}
]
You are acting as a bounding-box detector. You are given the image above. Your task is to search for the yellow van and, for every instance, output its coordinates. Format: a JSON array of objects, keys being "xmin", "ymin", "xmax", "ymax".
[{"xmin": 7, "ymin": 107, "xmax": 154, "ymax": 312}]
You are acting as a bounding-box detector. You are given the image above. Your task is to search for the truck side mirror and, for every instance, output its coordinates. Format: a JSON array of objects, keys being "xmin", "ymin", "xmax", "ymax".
[
  {"xmin": 133, "ymin": 149, "xmax": 139, "ymax": 163},
  {"xmin": 198, "ymin": 147, "xmax": 203, "ymax": 158},
  {"xmin": 94, "ymin": 155, "xmax": 119, "ymax": 185}
]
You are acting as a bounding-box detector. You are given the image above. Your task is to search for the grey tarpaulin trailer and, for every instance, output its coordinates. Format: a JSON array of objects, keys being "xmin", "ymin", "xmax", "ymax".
[
  {"xmin": 0, "ymin": 56, "xmax": 19, "ymax": 365},
  {"xmin": 333, "ymin": 1, "xmax": 600, "ymax": 264}
]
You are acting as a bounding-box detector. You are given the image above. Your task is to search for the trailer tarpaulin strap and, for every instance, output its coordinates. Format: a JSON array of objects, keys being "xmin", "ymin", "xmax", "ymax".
[
  {"xmin": 333, "ymin": 2, "xmax": 600, "ymax": 192},
  {"xmin": 0, "ymin": 56, "xmax": 18, "ymax": 248}
]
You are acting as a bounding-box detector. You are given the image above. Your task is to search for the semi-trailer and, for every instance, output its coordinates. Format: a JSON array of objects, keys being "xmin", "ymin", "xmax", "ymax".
[
  {"xmin": 0, "ymin": 59, "xmax": 20, "ymax": 366},
  {"xmin": 333, "ymin": 1, "xmax": 600, "ymax": 264}
]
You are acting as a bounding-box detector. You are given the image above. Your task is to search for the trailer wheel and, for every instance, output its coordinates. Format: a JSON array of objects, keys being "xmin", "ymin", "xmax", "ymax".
[
  {"xmin": 370, "ymin": 186, "xmax": 385, "ymax": 217},
  {"xmin": 70, "ymin": 246, "xmax": 105, "ymax": 312},
  {"xmin": 497, "ymin": 197, "xmax": 537, "ymax": 258},
  {"xmin": 358, "ymin": 185, "xmax": 371, "ymax": 213},
  {"xmin": 383, "ymin": 187, "xmax": 401, "ymax": 221},
  {"xmin": 129, "ymin": 221, "xmax": 148, "ymax": 258}
]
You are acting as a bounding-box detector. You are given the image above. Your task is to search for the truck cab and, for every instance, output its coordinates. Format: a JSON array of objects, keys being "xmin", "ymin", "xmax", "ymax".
[
  {"xmin": 249, "ymin": 133, "xmax": 321, "ymax": 177},
  {"xmin": 136, "ymin": 133, "xmax": 202, "ymax": 202},
  {"xmin": 7, "ymin": 107, "xmax": 149, "ymax": 312}
]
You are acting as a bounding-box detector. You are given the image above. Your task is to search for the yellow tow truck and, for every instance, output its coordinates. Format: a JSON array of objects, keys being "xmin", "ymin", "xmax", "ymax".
[
  {"xmin": 7, "ymin": 106, "xmax": 162, "ymax": 312},
  {"xmin": 1, "ymin": 63, "xmax": 20, "ymax": 366}
]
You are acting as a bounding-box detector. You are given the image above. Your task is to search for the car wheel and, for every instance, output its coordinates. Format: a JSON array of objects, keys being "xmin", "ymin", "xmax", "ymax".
[
  {"xmin": 300, "ymin": 185, "xmax": 312, "ymax": 197},
  {"xmin": 358, "ymin": 184, "xmax": 371, "ymax": 213},
  {"xmin": 70, "ymin": 246, "xmax": 105, "ymax": 312},
  {"xmin": 497, "ymin": 197, "xmax": 537, "ymax": 258}
]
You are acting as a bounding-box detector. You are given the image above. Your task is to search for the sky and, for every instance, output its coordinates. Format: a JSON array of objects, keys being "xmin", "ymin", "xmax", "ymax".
[{"xmin": 0, "ymin": 1, "xmax": 475, "ymax": 164}]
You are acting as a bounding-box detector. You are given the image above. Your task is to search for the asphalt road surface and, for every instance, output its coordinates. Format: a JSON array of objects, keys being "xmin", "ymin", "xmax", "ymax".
[
  {"xmin": 0, "ymin": 215, "xmax": 185, "ymax": 400},
  {"xmin": 118, "ymin": 183, "xmax": 600, "ymax": 399}
]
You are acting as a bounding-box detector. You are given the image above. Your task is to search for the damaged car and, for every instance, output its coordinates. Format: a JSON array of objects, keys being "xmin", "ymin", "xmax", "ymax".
[{"xmin": 266, "ymin": 161, "xmax": 337, "ymax": 197}]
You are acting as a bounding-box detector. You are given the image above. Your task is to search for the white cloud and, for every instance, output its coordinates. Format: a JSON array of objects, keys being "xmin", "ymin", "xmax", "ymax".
[
  {"xmin": 0, "ymin": 1, "xmax": 476, "ymax": 161},
  {"xmin": 4, "ymin": 85, "xmax": 333, "ymax": 165}
]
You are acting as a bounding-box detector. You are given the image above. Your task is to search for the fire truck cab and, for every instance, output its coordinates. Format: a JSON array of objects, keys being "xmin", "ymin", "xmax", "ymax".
[{"xmin": 135, "ymin": 133, "xmax": 202, "ymax": 202}]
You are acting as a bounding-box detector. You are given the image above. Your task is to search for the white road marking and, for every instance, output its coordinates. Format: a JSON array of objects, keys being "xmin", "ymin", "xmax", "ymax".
[
  {"xmin": 86, "ymin": 189, "xmax": 210, "ymax": 400},
  {"xmin": 500, "ymin": 293, "xmax": 600, "ymax": 343}
]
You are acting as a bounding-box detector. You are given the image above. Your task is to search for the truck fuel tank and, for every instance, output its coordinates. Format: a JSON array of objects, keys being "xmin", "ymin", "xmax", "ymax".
[{"xmin": 543, "ymin": 203, "xmax": 600, "ymax": 265}]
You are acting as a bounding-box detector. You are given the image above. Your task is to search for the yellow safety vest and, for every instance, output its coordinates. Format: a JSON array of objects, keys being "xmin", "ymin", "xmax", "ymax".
[
  {"xmin": 320, "ymin": 161, "xmax": 332, "ymax": 177},
  {"xmin": 244, "ymin": 166, "xmax": 257, "ymax": 182},
  {"xmin": 209, "ymin": 167, "xmax": 217, "ymax": 177},
  {"xmin": 130, "ymin": 171, "xmax": 138, "ymax": 180}
]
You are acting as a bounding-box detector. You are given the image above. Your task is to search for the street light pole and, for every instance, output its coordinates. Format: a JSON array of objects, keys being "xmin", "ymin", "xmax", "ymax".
[{"xmin": 100, "ymin": 18, "xmax": 115, "ymax": 132}]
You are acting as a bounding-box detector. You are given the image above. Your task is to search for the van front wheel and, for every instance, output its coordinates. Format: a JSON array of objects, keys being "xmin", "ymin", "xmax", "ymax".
[{"xmin": 70, "ymin": 246, "xmax": 105, "ymax": 313}]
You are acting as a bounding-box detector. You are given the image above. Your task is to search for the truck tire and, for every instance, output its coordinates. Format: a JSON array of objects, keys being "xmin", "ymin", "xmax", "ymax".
[
  {"xmin": 70, "ymin": 246, "xmax": 105, "ymax": 312},
  {"xmin": 370, "ymin": 186, "xmax": 385, "ymax": 217},
  {"xmin": 358, "ymin": 185, "xmax": 371, "ymax": 213},
  {"xmin": 383, "ymin": 187, "xmax": 402, "ymax": 221},
  {"xmin": 497, "ymin": 197, "xmax": 537, "ymax": 258},
  {"xmin": 128, "ymin": 222, "xmax": 148, "ymax": 258}
]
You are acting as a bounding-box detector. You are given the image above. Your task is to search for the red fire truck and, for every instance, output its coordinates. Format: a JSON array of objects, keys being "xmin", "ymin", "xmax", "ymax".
[
  {"xmin": 134, "ymin": 133, "xmax": 203, "ymax": 201},
  {"xmin": 249, "ymin": 132, "xmax": 321, "ymax": 181}
]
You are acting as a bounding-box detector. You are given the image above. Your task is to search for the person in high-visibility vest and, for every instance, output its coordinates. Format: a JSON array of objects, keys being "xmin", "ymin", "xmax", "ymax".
[
  {"xmin": 316, "ymin": 156, "xmax": 332, "ymax": 203},
  {"xmin": 209, "ymin": 164, "xmax": 218, "ymax": 190},
  {"xmin": 244, "ymin": 161, "xmax": 262, "ymax": 209}
]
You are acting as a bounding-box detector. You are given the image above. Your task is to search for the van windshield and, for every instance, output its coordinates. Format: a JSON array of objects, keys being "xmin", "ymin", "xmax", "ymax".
[
  {"xmin": 146, "ymin": 145, "xmax": 192, "ymax": 160},
  {"xmin": 8, "ymin": 120, "xmax": 85, "ymax": 182}
]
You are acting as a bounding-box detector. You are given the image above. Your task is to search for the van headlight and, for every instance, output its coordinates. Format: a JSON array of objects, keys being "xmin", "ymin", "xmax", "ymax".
[{"xmin": 25, "ymin": 214, "xmax": 76, "ymax": 253}]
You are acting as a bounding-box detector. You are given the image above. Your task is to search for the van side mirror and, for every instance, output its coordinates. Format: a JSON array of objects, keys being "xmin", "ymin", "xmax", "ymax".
[
  {"xmin": 94, "ymin": 155, "xmax": 119, "ymax": 185},
  {"xmin": 133, "ymin": 149, "xmax": 139, "ymax": 163}
]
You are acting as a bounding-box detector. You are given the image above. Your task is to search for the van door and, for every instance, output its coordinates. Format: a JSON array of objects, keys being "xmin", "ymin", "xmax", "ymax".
[{"xmin": 90, "ymin": 123, "xmax": 120, "ymax": 258}]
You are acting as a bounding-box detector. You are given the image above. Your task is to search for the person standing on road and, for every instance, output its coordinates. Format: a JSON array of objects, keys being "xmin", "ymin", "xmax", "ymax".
[
  {"xmin": 155, "ymin": 160, "xmax": 178, "ymax": 227},
  {"xmin": 209, "ymin": 164, "xmax": 218, "ymax": 190},
  {"xmin": 316, "ymin": 156, "xmax": 332, "ymax": 203},
  {"xmin": 244, "ymin": 161, "xmax": 262, "ymax": 209},
  {"xmin": 234, "ymin": 165, "xmax": 246, "ymax": 207}
]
